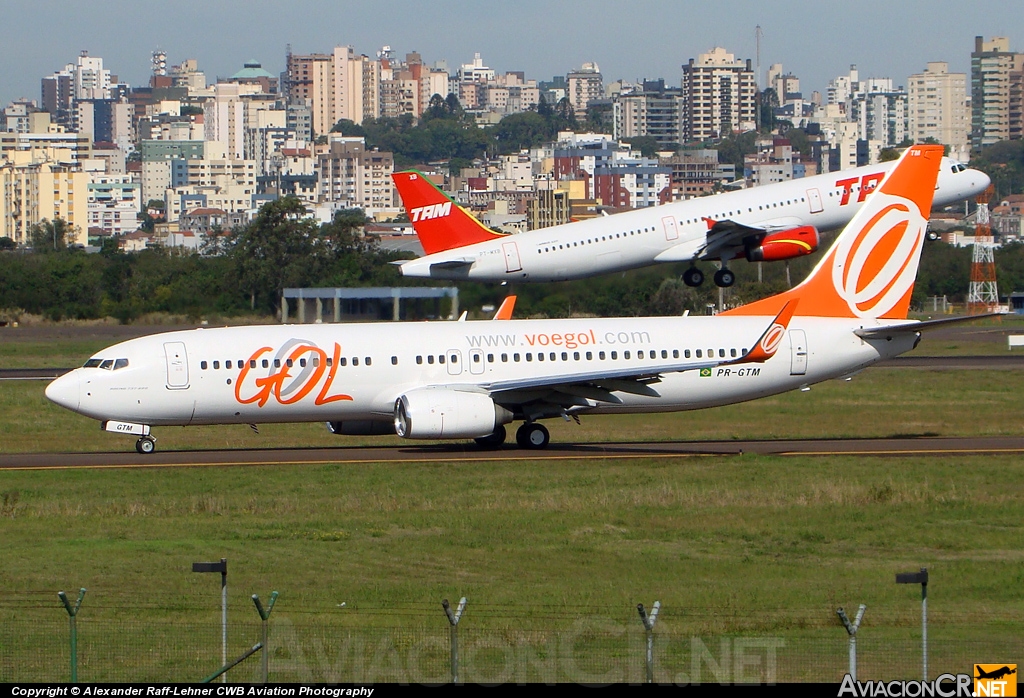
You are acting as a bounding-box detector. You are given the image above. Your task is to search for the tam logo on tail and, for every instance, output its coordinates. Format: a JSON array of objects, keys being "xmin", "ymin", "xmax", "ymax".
[{"xmin": 410, "ymin": 201, "xmax": 452, "ymax": 222}]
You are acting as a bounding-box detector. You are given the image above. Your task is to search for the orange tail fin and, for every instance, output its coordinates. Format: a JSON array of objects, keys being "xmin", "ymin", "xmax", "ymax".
[
  {"xmin": 724, "ymin": 144, "xmax": 944, "ymax": 320},
  {"xmin": 392, "ymin": 171, "xmax": 504, "ymax": 255}
]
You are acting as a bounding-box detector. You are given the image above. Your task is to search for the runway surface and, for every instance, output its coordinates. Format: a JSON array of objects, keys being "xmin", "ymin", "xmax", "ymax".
[{"xmin": 2, "ymin": 435, "xmax": 1023, "ymax": 470}]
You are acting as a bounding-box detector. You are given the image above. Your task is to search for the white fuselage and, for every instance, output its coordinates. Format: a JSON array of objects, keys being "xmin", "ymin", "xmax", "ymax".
[
  {"xmin": 45, "ymin": 315, "xmax": 916, "ymax": 431},
  {"xmin": 399, "ymin": 158, "xmax": 988, "ymax": 281}
]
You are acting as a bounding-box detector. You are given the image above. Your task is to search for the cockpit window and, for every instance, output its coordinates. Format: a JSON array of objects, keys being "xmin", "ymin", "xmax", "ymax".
[
  {"xmin": 114, "ymin": 359, "xmax": 129, "ymax": 370},
  {"xmin": 83, "ymin": 359, "xmax": 102, "ymax": 368},
  {"xmin": 99, "ymin": 359, "xmax": 114, "ymax": 370},
  {"xmin": 951, "ymin": 163, "xmax": 967, "ymax": 173}
]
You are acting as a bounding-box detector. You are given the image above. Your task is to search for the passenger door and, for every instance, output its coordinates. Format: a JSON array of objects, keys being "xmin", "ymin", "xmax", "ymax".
[
  {"xmin": 164, "ymin": 342, "xmax": 190, "ymax": 389},
  {"xmin": 502, "ymin": 241, "xmax": 523, "ymax": 273}
]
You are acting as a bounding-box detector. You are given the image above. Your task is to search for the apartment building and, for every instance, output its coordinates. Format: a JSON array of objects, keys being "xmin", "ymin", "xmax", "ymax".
[
  {"xmin": 681, "ymin": 48, "xmax": 757, "ymax": 142},
  {"xmin": 567, "ymin": 63, "xmax": 603, "ymax": 120},
  {"xmin": 971, "ymin": 36, "xmax": 1024, "ymax": 148},
  {"xmin": 317, "ymin": 136, "xmax": 395, "ymax": 215},
  {"xmin": 907, "ymin": 62, "xmax": 969, "ymax": 161},
  {"xmin": 0, "ymin": 149, "xmax": 89, "ymax": 244}
]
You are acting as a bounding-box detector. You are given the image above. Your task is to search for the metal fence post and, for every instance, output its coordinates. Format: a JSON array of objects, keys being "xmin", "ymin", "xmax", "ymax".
[
  {"xmin": 897, "ymin": 567, "xmax": 928, "ymax": 681},
  {"xmin": 57, "ymin": 588, "xmax": 86, "ymax": 683},
  {"xmin": 252, "ymin": 591, "xmax": 279, "ymax": 684},
  {"xmin": 442, "ymin": 597, "xmax": 466, "ymax": 684},
  {"xmin": 837, "ymin": 604, "xmax": 866, "ymax": 681},
  {"xmin": 637, "ymin": 601, "xmax": 661, "ymax": 684},
  {"xmin": 192, "ymin": 558, "xmax": 228, "ymax": 682}
]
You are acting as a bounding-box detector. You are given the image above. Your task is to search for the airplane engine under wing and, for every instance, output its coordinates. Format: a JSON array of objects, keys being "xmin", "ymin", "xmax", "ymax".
[
  {"xmin": 745, "ymin": 226, "xmax": 819, "ymax": 262},
  {"xmin": 394, "ymin": 389, "xmax": 513, "ymax": 439}
]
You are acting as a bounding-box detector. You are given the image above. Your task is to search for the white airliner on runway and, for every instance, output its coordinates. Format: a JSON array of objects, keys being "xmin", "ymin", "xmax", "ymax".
[
  {"xmin": 393, "ymin": 156, "xmax": 988, "ymax": 286},
  {"xmin": 45, "ymin": 145, "xmax": 986, "ymax": 454}
]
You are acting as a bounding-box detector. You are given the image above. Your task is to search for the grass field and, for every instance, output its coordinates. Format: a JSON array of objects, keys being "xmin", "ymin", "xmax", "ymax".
[
  {"xmin": 1, "ymin": 323, "xmax": 1022, "ymax": 682},
  {"xmin": 1, "ymin": 454, "xmax": 1021, "ymax": 681}
]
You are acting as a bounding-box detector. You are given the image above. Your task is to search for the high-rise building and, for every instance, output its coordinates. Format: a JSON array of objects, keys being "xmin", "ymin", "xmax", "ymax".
[
  {"xmin": 566, "ymin": 63, "xmax": 603, "ymax": 120},
  {"xmin": 681, "ymin": 47, "xmax": 757, "ymax": 142},
  {"xmin": 612, "ymin": 80, "xmax": 683, "ymax": 148},
  {"xmin": 971, "ymin": 36, "xmax": 1024, "ymax": 148},
  {"xmin": 0, "ymin": 150, "xmax": 89, "ymax": 244},
  {"xmin": 908, "ymin": 62, "xmax": 969, "ymax": 161}
]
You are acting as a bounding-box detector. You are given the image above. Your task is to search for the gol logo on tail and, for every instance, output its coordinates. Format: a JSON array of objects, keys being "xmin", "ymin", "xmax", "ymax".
[
  {"xmin": 234, "ymin": 341, "xmax": 353, "ymax": 407},
  {"xmin": 831, "ymin": 193, "xmax": 926, "ymax": 318}
]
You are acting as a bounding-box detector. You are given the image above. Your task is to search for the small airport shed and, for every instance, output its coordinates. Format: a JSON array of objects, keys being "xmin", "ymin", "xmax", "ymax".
[{"xmin": 282, "ymin": 287, "xmax": 459, "ymax": 323}]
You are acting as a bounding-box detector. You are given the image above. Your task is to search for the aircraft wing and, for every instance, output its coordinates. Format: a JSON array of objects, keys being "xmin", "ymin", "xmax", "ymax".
[
  {"xmin": 430, "ymin": 302, "xmax": 797, "ymax": 414},
  {"xmin": 697, "ymin": 217, "xmax": 803, "ymax": 261}
]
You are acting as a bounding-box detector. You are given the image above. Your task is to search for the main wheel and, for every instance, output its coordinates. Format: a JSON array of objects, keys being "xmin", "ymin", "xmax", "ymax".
[
  {"xmin": 135, "ymin": 437, "xmax": 155, "ymax": 454},
  {"xmin": 682, "ymin": 267, "xmax": 704, "ymax": 287},
  {"xmin": 714, "ymin": 268, "xmax": 736, "ymax": 287},
  {"xmin": 515, "ymin": 422, "xmax": 550, "ymax": 450},
  {"xmin": 474, "ymin": 424, "xmax": 507, "ymax": 449}
]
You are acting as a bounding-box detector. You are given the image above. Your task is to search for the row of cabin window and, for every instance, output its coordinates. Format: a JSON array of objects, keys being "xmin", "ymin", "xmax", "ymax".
[
  {"xmin": 537, "ymin": 227, "xmax": 656, "ymax": 253},
  {"xmin": 680, "ymin": 198, "xmax": 810, "ymax": 225},
  {"xmin": 200, "ymin": 356, "xmax": 376, "ymax": 370},
  {"xmin": 443, "ymin": 347, "xmax": 744, "ymax": 364},
  {"xmin": 201, "ymin": 345, "xmax": 748, "ymax": 372}
]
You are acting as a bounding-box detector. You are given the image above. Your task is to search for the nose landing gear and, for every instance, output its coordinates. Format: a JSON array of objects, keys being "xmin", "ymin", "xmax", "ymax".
[{"xmin": 135, "ymin": 436, "xmax": 156, "ymax": 454}]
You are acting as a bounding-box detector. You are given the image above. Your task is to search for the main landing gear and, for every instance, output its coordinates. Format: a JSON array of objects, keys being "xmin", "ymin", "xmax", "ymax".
[
  {"xmin": 474, "ymin": 424, "xmax": 507, "ymax": 449},
  {"xmin": 682, "ymin": 266, "xmax": 735, "ymax": 288},
  {"xmin": 516, "ymin": 422, "xmax": 550, "ymax": 449},
  {"xmin": 135, "ymin": 436, "xmax": 156, "ymax": 454},
  {"xmin": 475, "ymin": 422, "xmax": 551, "ymax": 450}
]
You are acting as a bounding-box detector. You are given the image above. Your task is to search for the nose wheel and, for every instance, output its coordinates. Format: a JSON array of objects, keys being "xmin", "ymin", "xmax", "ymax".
[
  {"xmin": 135, "ymin": 437, "xmax": 156, "ymax": 454},
  {"xmin": 515, "ymin": 422, "xmax": 550, "ymax": 449}
]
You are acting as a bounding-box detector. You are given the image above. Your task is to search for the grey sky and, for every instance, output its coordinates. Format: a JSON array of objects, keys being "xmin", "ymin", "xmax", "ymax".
[{"xmin": 2, "ymin": 0, "xmax": 1022, "ymax": 106}]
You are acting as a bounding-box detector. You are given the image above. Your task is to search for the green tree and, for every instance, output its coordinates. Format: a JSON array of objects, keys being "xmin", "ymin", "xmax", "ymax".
[
  {"xmin": 229, "ymin": 197, "xmax": 321, "ymax": 311},
  {"xmin": 0, "ymin": 237, "xmax": 15, "ymax": 251},
  {"xmin": 28, "ymin": 218, "xmax": 76, "ymax": 253}
]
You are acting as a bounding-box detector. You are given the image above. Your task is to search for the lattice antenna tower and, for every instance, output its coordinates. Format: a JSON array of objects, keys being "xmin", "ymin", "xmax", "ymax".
[{"xmin": 967, "ymin": 186, "xmax": 999, "ymax": 314}]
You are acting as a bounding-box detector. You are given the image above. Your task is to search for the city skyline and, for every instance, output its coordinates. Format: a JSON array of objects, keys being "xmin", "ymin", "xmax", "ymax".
[{"xmin": 3, "ymin": 0, "xmax": 1024, "ymax": 107}]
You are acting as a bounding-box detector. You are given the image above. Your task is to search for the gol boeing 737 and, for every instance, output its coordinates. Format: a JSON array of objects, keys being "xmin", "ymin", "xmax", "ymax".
[
  {"xmin": 46, "ymin": 145, "xmax": 988, "ymax": 453},
  {"xmin": 393, "ymin": 156, "xmax": 988, "ymax": 286}
]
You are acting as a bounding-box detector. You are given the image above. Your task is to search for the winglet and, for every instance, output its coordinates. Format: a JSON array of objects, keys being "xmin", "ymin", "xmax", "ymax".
[
  {"xmin": 492, "ymin": 295, "xmax": 516, "ymax": 320},
  {"xmin": 731, "ymin": 300, "xmax": 798, "ymax": 364},
  {"xmin": 392, "ymin": 171, "xmax": 505, "ymax": 255}
]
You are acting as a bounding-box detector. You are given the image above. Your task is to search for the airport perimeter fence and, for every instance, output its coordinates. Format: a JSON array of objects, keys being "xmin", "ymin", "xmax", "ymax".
[{"xmin": 0, "ymin": 607, "xmax": 1017, "ymax": 684}]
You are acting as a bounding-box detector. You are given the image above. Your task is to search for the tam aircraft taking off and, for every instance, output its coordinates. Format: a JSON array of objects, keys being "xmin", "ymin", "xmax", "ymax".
[
  {"xmin": 46, "ymin": 144, "xmax": 992, "ymax": 454},
  {"xmin": 393, "ymin": 156, "xmax": 988, "ymax": 286}
]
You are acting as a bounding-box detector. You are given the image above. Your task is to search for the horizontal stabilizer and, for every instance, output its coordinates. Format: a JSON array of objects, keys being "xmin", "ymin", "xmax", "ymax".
[{"xmin": 854, "ymin": 312, "xmax": 1007, "ymax": 339}]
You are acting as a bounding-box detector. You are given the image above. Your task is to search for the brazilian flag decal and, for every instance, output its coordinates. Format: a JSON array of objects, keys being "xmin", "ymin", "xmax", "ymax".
[{"xmin": 699, "ymin": 368, "xmax": 712, "ymax": 377}]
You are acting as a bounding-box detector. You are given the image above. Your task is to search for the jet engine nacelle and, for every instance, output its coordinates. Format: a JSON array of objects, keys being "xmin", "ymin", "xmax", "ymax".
[
  {"xmin": 745, "ymin": 226, "xmax": 819, "ymax": 262},
  {"xmin": 394, "ymin": 388, "xmax": 512, "ymax": 439}
]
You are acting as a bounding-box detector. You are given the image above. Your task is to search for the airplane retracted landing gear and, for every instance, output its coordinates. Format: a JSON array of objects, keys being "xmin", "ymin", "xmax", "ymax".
[
  {"xmin": 682, "ymin": 267, "xmax": 704, "ymax": 287},
  {"xmin": 136, "ymin": 436, "xmax": 156, "ymax": 454},
  {"xmin": 714, "ymin": 268, "xmax": 736, "ymax": 287},
  {"xmin": 516, "ymin": 422, "xmax": 550, "ymax": 449},
  {"xmin": 474, "ymin": 424, "xmax": 507, "ymax": 449}
]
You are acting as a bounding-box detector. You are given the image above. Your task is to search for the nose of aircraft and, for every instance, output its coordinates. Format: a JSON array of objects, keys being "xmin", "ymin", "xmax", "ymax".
[
  {"xmin": 967, "ymin": 167, "xmax": 992, "ymax": 196},
  {"xmin": 45, "ymin": 371, "xmax": 80, "ymax": 412}
]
